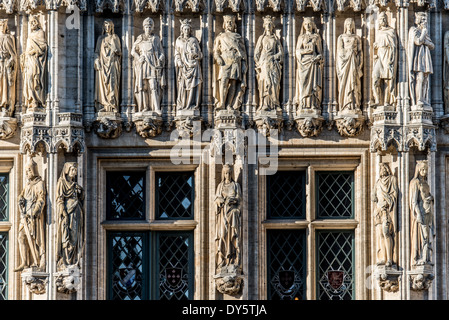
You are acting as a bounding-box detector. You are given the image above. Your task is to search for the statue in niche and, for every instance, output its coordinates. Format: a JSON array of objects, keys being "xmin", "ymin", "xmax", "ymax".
[
  {"xmin": 408, "ymin": 12, "xmax": 434, "ymax": 108},
  {"xmin": 174, "ymin": 19, "xmax": 202, "ymax": 113},
  {"xmin": 372, "ymin": 163, "xmax": 398, "ymax": 267},
  {"xmin": 14, "ymin": 159, "xmax": 46, "ymax": 272},
  {"xmin": 95, "ymin": 19, "xmax": 121, "ymax": 113},
  {"xmin": 254, "ymin": 15, "xmax": 283, "ymax": 112},
  {"xmin": 215, "ymin": 164, "xmax": 242, "ymax": 276},
  {"xmin": 0, "ymin": 19, "xmax": 17, "ymax": 116},
  {"xmin": 409, "ymin": 160, "xmax": 434, "ymax": 267},
  {"xmin": 443, "ymin": 30, "xmax": 449, "ymax": 114},
  {"xmin": 372, "ymin": 12, "xmax": 398, "ymax": 108},
  {"xmin": 21, "ymin": 15, "xmax": 47, "ymax": 113},
  {"xmin": 132, "ymin": 17, "xmax": 165, "ymax": 114},
  {"xmin": 213, "ymin": 14, "xmax": 247, "ymax": 111},
  {"xmin": 336, "ymin": 18, "xmax": 363, "ymax": 113},
  {"xmin": 294, "ymin": 17, "xmax": 323, "ymax": 113},
  {"xmin": 56, "ymin": 162, "xmax": 85, "ymax": 270}
]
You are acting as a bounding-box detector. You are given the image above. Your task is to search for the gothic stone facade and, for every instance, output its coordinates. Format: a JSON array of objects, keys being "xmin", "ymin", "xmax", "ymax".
[{"xmin": 0, "ymin": 0, "xmax": 449, "ymax": 300}]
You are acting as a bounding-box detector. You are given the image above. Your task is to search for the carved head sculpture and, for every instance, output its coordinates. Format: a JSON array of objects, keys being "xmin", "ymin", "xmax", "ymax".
[
  {"xmin": 343, "ymin": 18, "xmax": 356, "ymax": 35},
  {"xmin": 102, "ymin": 19, "xmax": 114, "ymax": 35},
  {"xmin": 62, "ymin": 162, "xmax": 78, "ymax": 182},
  {"xmin": 415, "ymin": 12, "xmax": 427, "ymax": 28},
  {"xmin": 29, "ymin": 15, "xmax": 41, "ymax": 32},
  {"xmin": 221, "ymin": 164, "xmax": 234, "ymax": 183},
  {"xmin": 180, "ymin": 19, "xmax": 192, "ymax": 38},
  {"xmin": 262, "ymin": 16, "xmax": 275, "ymax": 35},
  {"xmin": 413, "ymin": 160, "xmax": 428, "ymax": 180},
  {"xmin": 0, "ymin": 19, "xmax": 9, "ymax": 34},
  {"xmin": 379, "ymin": 163, "xmax": 392, "ymax": 178},
  {"xmin": 300, "ymin": 17, "xmax": 317, "ymax": 35},
  {"xmin": 378, "ymin": 11, "xmax": 389, "ymax": 29},
  {"xmin": 223, "ymin": 15, "xmax": 236, "ymax": 32},
  {"xmin": 143, "ymin": 17, "xmax": 154, "ymax": 35},
  {"xmin": 25, "ymin": 158, "xmax": 39, "ymax": 180}
]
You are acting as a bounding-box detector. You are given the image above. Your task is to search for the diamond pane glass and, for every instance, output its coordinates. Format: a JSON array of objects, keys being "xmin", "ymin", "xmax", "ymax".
[
  {"xmin": 156, "ymin": 172, "xmax": 194, "ymax": 219},
  {"xmin": 158, "ymin": 233, "xmax": 193, "ymax": 300},
  {"xmin": 107, "ymin": 172, "xmax": 145, "ymax": 220},
  {"xmin": 267, "ymin": 230, "xmax": 306, "ymax": 300},
  {"xmin": 268, "ymin": 171, "xmax": 306, "ymax": 219},
  {"xmin": 109, "ymin": 233, "xmax": 146, "ymax": 300},
  {"xmin": 0, "ymin": 174, "xmax": 8, "ymax": 221},
  {"xmin": 316, "ymin": 172, "xmax": 354, "ymax": 218},
  {"xmin": 0, "ymin": 233, "xmax": 7, "ymax": 300},
  {"xmin": 317, "ymin": 231, "xmax": 354, "ymax": 300}
]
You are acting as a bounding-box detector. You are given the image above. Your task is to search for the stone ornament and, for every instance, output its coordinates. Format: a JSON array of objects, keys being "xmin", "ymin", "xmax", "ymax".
[
  {"xmin": 255, "ymin": 15, "xmax": 283, "ymax": 113},
  {"xmin": 175, "ymin": 19, "xmax": 202, "ymax": 113},
  {"xmin": 444, "ymin": 30, "xmax": 449, "ymax": 114},
  {"xmin": 95, "ymin": 19, "xmax": 121, "ymax": 114},
  {"xmin": 214, "ymin": 164, "xmax": 243, "ymax": 295},
  {"xmin": 132, "ymin": 17, "xmax": 165, "ymax": 114},
  {"xmin": 372, "ymin": 12, "xmax": 397, "ymax": 108},
  {"xmin": 409, "ymin": 160, "xmax": 434, "ymax": 268},
  {"xmin": 56, "ymin": 162, "xmax": 85, "ymax": 271},
  {"xmin": 408, "ymin": 12, "xmax": 434, "ymax": 109},
  {"xmin": 14, "ymin": 158, "xmax": 46, "ymax": 272},
  {"xmin": 0, "ymin": 18, "xmax": 17, "ymax": 117},
  {"xmin": 21, "ymin": 14, "xmax": 47, "ymax": 113},
  {"xmin": 372, "ymin": 163, "xmax": 398, "ymax": 268},
  {"xmin": 213, "ymin": 14, "xmax": 247, "ymax": 112}
]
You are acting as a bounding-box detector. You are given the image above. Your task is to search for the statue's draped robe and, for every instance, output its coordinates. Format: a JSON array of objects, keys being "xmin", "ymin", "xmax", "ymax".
[{"xmin": 0, "ymin": 32, "xmax": 16, "ymax": 110}]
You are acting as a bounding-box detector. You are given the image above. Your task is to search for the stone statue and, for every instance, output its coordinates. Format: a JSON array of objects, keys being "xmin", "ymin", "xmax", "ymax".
[
  {"xmin": 372, "ymin": 12, "xmax": 397, "ymax": 107},
  {"xmin": 408, "ymin": 12, "xmax": 434, "ymax": 108},
  {"xmin": 409, "ymin": 160, "xmax": 434, "ymax": 267},
  {"xmin": 213, "ymin": 14, "xmax": 247, "ymax": 111},
  {"xmin": 56, "ymin": 162, "xmax": 85, "ymax": 270},
  {"xmin": 21, "ymin": 15, "xmax": 47, "ymax": 112},
  {"xmin": 215, "ymin": 164, "xmax": 242, "ymax": 275},
  {"xmin": 443, "ymin": 30, "xmax": 449, "ymax": 114},
  {"xmin": 131, "ymin": 17, "xmax": 165, "ymax": 113},
  {"xmin": 254, "ymin": 15, "xmax": 283, "ymax": 112},
  {"xmin": 14, "ymin": 159, "xmax": 46, "ymax": 272},
  {"xmin": 175, "ymin": 19, "xmax": 202, "ymax": 112},
  {"xmin": 372, "ymin": 163, "xmax": 398, "ymax": 267},
  {"xmin": 95, "ymin": 19, "xmax": 121, "ymax": 113},
  {"xmin": 294, "ymin": 17, "xmax": 323, "ymax": 112},
  {"xmin": 0, "ymin": 19, "xmax": 17, "ymax": 116},
  {"xmin": 336, "ymin": 18, "xmax": 363, "ymax": 113}
]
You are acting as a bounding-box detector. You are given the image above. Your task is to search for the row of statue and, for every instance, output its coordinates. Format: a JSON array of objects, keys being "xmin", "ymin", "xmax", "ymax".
[
  {"xmin": 0, "ymin": 12, "xmax": 441, "ymax": 122},
  {"xmin": 373, "ymin": 160, "xmax": 434, "ymax": 269},
  {"xmin": 14, "ymin": 160, "xmax": 84, "ymax": 273}
]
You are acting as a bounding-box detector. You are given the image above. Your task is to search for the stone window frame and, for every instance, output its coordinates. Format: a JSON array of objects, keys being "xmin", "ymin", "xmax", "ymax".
[
  {"xmin": 258, "ymin": 151, "xmax": 369, "ymax": 300},
  {"xmin": 97, "ymin": 158, "xmax": 201, "ymax": 300}
]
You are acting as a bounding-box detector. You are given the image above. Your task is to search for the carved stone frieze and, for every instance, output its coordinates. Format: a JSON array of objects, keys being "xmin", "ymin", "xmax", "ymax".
[
  {"xmin": 93, "ymin": 112, "xmax": 122, "ymax": 139},
  {"xmin": 21, "ymin": 268, "xmax": 48, "ymax": 295},
  {"xmin": 134, "ymin": 112, "xmax": 163, "ymax": 138}
]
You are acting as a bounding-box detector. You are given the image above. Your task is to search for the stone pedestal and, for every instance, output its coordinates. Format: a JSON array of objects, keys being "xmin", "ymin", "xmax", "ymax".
[
  {"xmin": 54, "ymin": 265, "xmax": 82, "ymax": 295},
  {"xmin": 294, "ymin": 112, "xmax": 325, "ymax": 138},
  {"xmin": 94, "ymin": 112, "xmax": 122, "ymax": 139},
  {"xmin": 214, "ymin": 265, "xmax": 243, "ymax": 297},
  {"xmin": 133, "ymin": 111, "xmax": 163, "ymax": 138},
  {"xmin": 409, "ymin": 265, "xmax": 434, "ymax": 291},
  {"xmin": 335, "ymin": 112, "xmax": 365, "ymax": 137},
  {"xmin": 215, "ymin": 109, "xmax": 242, "ymax": 129},
  {"xmin": 254, "ymin": 110, "xmax": 283, "ymax": 137},
  {"xmin": 0, "ymin": 117, "xmax": 17, "ymax": 140},
  {"xmin": 375, "ymin": 265, "xmax": 402, "ymax": 293},
  {"xmin": 21, "ymin": 267, "xmax": 49, "ymax": 297},
  {"xmin": 175, "ymin": 109, "xmax": 202, "ymax": 138}
]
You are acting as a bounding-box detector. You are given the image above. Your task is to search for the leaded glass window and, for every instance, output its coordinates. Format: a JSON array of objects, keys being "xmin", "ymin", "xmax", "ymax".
[
  {"xmin": 108, "ymin": 232, "xmax": 146, "ymax": 300},
  {"xmin": 106, "ymin": 172, "xmax": 145, "ymax": 220},
  {"xmin": 316, "ymin": 231, "xmax": 354, "ymax": 300},
  {"xmin": 157, "ymin": 232, "xmax": 193, "ymax": 300},
  {"xmin": 267, "ymin": 230, "xmax": 306, "ymax": 300},
  {"xmin": 316, "ymin": 171, "xmax": 354, "ymax": 218},
  {"xmin": 156, "ymin": 172, "xmax": 194, "ymax": 219},
  {"xmin": 0, "ymin": 174, "xmax": 8, "ymax": 221},
  {"xmin": 0, "ymin": 232, "xmax": 8, "ymax": 300},
  {"xmin": 268, "ymin": 171, "xmax": 306, "ymax": 219}
]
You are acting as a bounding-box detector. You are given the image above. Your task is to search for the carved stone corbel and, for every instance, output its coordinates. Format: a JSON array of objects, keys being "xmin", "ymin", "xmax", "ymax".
[
  {"xmin": 404, "ymin": 125, "xmax": 437, "ymax": 152},
  {"xmin": 409, "ymin": 265, "xmax": 434, "ymax": 291},
  {"xmin": 214, "ymin": 272, "xmax": 243, "ymax": 296},
  {"xmin": 215, "ymin": 109, "xmax": 242, "ymax": 130},
  {"xmin": 54, "ymin": 265, "xmax": 81, "ymax": 294},
  {"xmin": 93, "ymin": 112, "xmax": 122, "ymax": 139},
  {"xmin": 53, "ymin": 113, "xmax": 85, "ymax": 153},
  {"xmin": 375, "ymin": 265, "xmax": 401, "ymax": 293},
  {"xmin": 0, "ymin": 117, "xmax": 17, "ymax": 140},
  {"xmin": 295, "ymin": 115, "xmax": 324, "ymax": 138},
  {"xmin": 335, "ymin": 114, "xmax": 365, "ymax": 137},
  {"xmin": 20, "ymin": 112, "xmax": 51, "ymax": 154},
  {"xmin": 255, "ymin": 111, "xmax": 283, "ymax": 137},
  {"xmin": 370, "ymin": 125, "xmax": 403, "ymax": 153},
  {"xmin": 21, "ymin": 268, "xmax": 49, "ymax": 295},
  {"xmin": 133, "ymin": 112, "xmax": 163, "ymax": 139},
  {"xmin": 174, "ymin": 115, "xmax": 202, "ymax": 139}
]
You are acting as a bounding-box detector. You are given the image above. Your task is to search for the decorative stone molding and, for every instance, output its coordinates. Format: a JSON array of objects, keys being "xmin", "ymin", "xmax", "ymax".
[
  {"xmin": 215, "ymin": 110, "xmax": 242, "ymax": 130},
  {"xmin": 334, "ymin": 0, "xmax": 364, "ymax": 12},
  {"xmin": 295, "ymin": 115, "xmax": 324, "ymax": 138},
  {"xmin": 213, "ymin": 0, "xmax": 244, "ymax": 12},
  {"xmin": 409, "ymin": 265, "xmax": 434, "ymax": 291},
  {"xmin": 404, "ymin": 126, "xmax": 436, "ymax": 152},
  {"xmin": 375, "ymin": 265, "xmax": 401, "ymax": 293},
  {"xmin": 211, "ymin": 128, "xmax": 245, "ymax": 159},
  {"xmin": 95, "ymin": 0, "xmax": 124, "ymax": 13},
  {"xmin": 133, "ymin": 111, "xmax": 163, "ymax": 138},
  {"xmin": 133, "ymin": 0, "xmax": 163, "ymax": 12},
  {"xmin": 0, "ymin": 0, "xmax": 16, "ymax": 13},
  {"xmin": 335, "ymin": 114, "xmax": 365, "ymax": 138},
  {"xmin": 295, "ymin": 0, "xmax": 324, "ymax": 11},
  {"xmin": 20, "ymin": 112, "xmax": 51, "ymax": 154},
  {"xmin": 173, "ymin": 0, "xmax": 204, "ymax": 12},
  {"xmin": 370, "ymin": 125, "xmax": 403, "ymax": 152},
  {"xmin": 0, "ymin": 117, "xmax": 17, "ymax": 140},
  {"xmin": 54, "ymin": 113, "xmax": 85, "ymax": 153},
  {"xmin": 21, "ymin": 268, "xmax": 48, "ymax": 295},
  {"xmin": 93, "ymin": 112, "xmax": 122, "ymax": 139},
  {"xmin": 54, "ymin": 265, "xmax": 81, "ymax": 294},
  {"xmin": 255, "ymin": 0, "xmax": 283, "ymax": 12}
]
